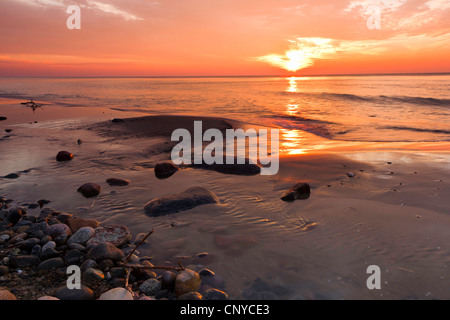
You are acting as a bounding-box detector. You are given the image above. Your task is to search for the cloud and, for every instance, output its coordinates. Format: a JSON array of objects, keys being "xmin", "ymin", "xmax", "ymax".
[
  {"xmin": 86, "ymin": 0, "xmax": 144, "ymax": 21},
  {"xmin": 253, "ymin": 33, "xmax": 450, "ymax": 72},
  {"xmin": 9, "ymin": 0, "xmax": 144, "ymax": 21}
]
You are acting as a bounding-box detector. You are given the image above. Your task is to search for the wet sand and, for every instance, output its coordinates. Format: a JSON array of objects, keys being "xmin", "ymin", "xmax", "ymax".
[{"xmin": 1, "ymin": 97, "xmax": 450, "ymax": 299}]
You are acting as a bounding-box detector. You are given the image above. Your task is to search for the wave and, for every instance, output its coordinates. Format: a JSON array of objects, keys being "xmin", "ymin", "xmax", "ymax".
[
  {"xmin": 383, "ymin": 125, "xmax": 450, "ymax": 135},
  {"xmin": 285, "ymin": 91, "xmax": 450, "ymax": 107},
  {"xmin": 267, "ymin": 114, "xmax": 336, "ymax": 139}
]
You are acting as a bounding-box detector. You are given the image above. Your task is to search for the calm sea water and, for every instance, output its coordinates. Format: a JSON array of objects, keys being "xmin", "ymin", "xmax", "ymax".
[{"xmin": 1, "ymin": 74, "xmax": 450, "ymax": 142}]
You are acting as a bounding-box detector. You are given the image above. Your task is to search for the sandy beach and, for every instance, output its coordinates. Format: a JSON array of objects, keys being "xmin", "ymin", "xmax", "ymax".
[{"xmin": 1, "ymin": 96, "xmax": 449, "ymax": 300}]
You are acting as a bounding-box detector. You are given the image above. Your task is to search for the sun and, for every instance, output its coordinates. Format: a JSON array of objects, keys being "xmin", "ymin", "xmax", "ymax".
[{"xmin": 255, "ymin": 38, "xmax": 336, "ymax": 72}]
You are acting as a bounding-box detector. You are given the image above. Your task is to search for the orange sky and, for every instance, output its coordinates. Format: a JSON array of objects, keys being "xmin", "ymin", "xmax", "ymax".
[{"xmin": 1, "ymin": 0, "xmax": 449, "ymax": 77}]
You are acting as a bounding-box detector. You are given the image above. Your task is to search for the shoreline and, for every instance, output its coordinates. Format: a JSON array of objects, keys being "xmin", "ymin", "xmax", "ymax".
[{"xmin": 1, "ymin": 98, "xmax": 450, "ymax": 300}]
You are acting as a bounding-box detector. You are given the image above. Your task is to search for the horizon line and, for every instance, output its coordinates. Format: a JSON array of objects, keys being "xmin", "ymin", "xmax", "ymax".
[{"xmin": 1, "ymin": 72, "xmax": 450, "ymax": 79}]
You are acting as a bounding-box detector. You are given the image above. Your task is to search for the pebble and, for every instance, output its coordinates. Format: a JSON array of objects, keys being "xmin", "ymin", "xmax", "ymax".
[
  {"xmin": 83, "ymin": 268, "xmax": 105, "ymax": 284},
  {"xmin": 87, "ymin": 224, "xmax": 132, "ymax": 247},
  {"xmin": 37, "ymin": 296, "xmax": 59, "ymax": 300},
  {"xmin": 281, "ymin": 183, "xmax": 311, "ymax": 202},
  {"xmin": 77, "ymin": 183, "xmax": 102, "ymax": 198},
  {"xmin": 204, "ymin": 288, "xmax": 228, "ymax": 300},
  {"xmin": 67, "ymin": 226, "xmax": 95, "ymax": 246},
  {"xmin": 54, "ymin": 285, "xmax": 94, "ymax": 300},
  {"xmin": 106, "ymin": 178, "xmax": 130, "ymax": 186},
  {"xmin": 174, "ymin": 269, "xmax": 201, "ymax": 297},
  {"xmin": 56, "ymin": 151, "xmax": 73, "ymax": 162},
  {"xmin": 178, "ymin": 292, "xmax": 203, "ymax": 300},
  {"xmin": 139, "ymin": 278, "xmax": 162, "ymax": 296},
  {"xmin": 0, "ymin": 289, "xmax": 16, "ymax": 300},
  {"xmin": 144, "ymin": 187, "xmax": 219, "ymax": 217},
  {"xmin": 154, "ymin": 162, "xmax": 179, "ymax": 179},
  {"xmin": 86, "ymin": 242, "xmax": 125, "ymax": 262},
  {"xmin": 38, "ymin": 257, "xmax": 65, "ymax": 270},
  {"xmin": 99, "ymin": 288, "xmax": 133, "ymax": 300}
]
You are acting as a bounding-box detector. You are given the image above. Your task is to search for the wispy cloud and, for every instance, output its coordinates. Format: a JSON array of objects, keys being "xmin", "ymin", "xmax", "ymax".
[
  {"xmin": 253, "ymin": 33, "xmax": 450, "ymax": 72},
  {"xmin": 86, "ymin": 0, "xmax": 144, "ymax": 21},
  {"xmin": 9, "ymin": 0, "xmax": 144, "ymax": 21}
]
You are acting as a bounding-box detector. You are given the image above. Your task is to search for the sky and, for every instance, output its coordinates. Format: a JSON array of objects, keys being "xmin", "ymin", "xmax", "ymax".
[{"xmin": 0, "ymin": 0, "xmax": 450, "ymax": 77}]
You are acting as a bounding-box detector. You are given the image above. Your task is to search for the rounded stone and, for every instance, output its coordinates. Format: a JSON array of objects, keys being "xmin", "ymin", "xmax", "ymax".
[
  {"xmin": 174, "ymin": 269, "xmax": 201, "ymax": 297},
  {"xmin": 54, "ymin": 285, "xmax": 94, "ymax": 300},
  {"xmin": 178, "ymin": 292, "xmax": 203, "ymax": 300},
  {"xmin": 38, "ymin": 257, "xmax": 65, "ymax": 270},
  {"xmin": 204, "ymin": 288, "xmax": 228, "ymax": 300},
  {"xmin": 56, "ymin": 151, "xmax": 73, "ymax": 162},
  {"xmin": 86, "ymin": 242, "xmax": 125, "ymax": 262},
  {"xmin": 87, "ymin": 224, "xmax": 132, "ymax": 247},
  {"xmin": 106, "ymin": 178, "xmax": 130, "ymax": 186},
  {"xmin": 139, "ymin": 278, "xmax": 162, "ymax": 296},
  {"xmin": 99, "ymin": 288, "xmax": 133, "ymax": 300},
  {"xmin": 67, "ymin": 227, "xmax": 95, "ymax": 246},
  {"xmin": 0, "ymin": 289, "xmax": 17, "ymax": 300},
  {"xmin": 77, "ymin": 183, "xmax": 102, "ymax": 198}
]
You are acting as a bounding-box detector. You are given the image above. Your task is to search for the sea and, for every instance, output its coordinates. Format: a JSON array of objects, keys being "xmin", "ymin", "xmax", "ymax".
[{"xmin": 1, "ymin": 74, "xmax": 449, "ymax": 143}]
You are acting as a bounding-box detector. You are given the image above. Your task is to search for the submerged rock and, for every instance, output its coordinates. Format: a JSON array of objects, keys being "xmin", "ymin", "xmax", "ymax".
[
  {"xmin": 154, "ymin": 162, "xmax": 179, "ymax": 179},
  {"xmin": 144, "ymin": 187, "xmax": 219, "ymax": 217},
  {"xmin": 106, "ymin": 178, "xmax": 130, "ymax": 186},
  {"xmin": 191, "ymin": 161, "xmax": 261, "ymax": 176},
  {"xmin": 56, "ymin": 151, "xmax": 73, "ymax": 162},
  {"xmin": 77, "ymin": 183, "xmax": 102, "ymax": 198},
  {"xmin": 280, "ymin": 183, "xmax": 311, "ymax": 202}
]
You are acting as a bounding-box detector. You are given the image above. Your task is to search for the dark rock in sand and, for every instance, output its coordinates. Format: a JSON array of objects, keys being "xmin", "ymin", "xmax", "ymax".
[
  {"xmin": 77, "ymin": 183, "xmax": 102, "ymax": 198},
  {"xmin": 280, "ymin": 183, "xmax": 311, "ymax": 202},
  {"xmin": 144, "ymin": 187, "xmax": 219, "ymax": 217},
  {"xmin": 3, "ymin": 173, "xmax": 20, "ymax": 179},
  {"xmin": 6, "ymin": 207, "xmax": 24, "ymax": 226},
  {"xmin": 111, "ymin": 118, "xmax": 125, "ymax": 123},
  {"xmin": 56, "ymin": 151, "xmax": 73, "ymax": 162},
  {"xmin": 38, "ymin": 257, "xmax": 65, "ymax": 270},
  {"xmin": 0, "ymin": 117, "xmax": 7, "ymax": 121},
  {"xmin": 54, "ymin": 285, "xmax": 94, "ymax": 300},
  {"xmin": 106, "ymin": 178, "xmax": 130, "ymax": 186},
  {"xmin": 154, "ymin": 162, "xmax": 179, "ymax": 179},
  {"xmin": 191, "ymin": 161, "xmax": 261, "ymax": 176},
  {"xmin": 5, "ymin": 129, "xmax": 12, "ymax": 133},
  {"xmin": 87, "ymin": 224, "xmax": 131, "ymax": 247},
  {"xmin": 10, "ymin": 255, "xmax": 40, "ymax": 268},
  {"xmin": 86, "ymin": 242, "xmax": 125, "ymax": 262}
]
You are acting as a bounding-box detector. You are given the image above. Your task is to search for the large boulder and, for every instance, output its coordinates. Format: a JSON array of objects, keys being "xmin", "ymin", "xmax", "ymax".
[{"xmin": 144, "ymin": 187, "xmax": 219, "ymax": 217}]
